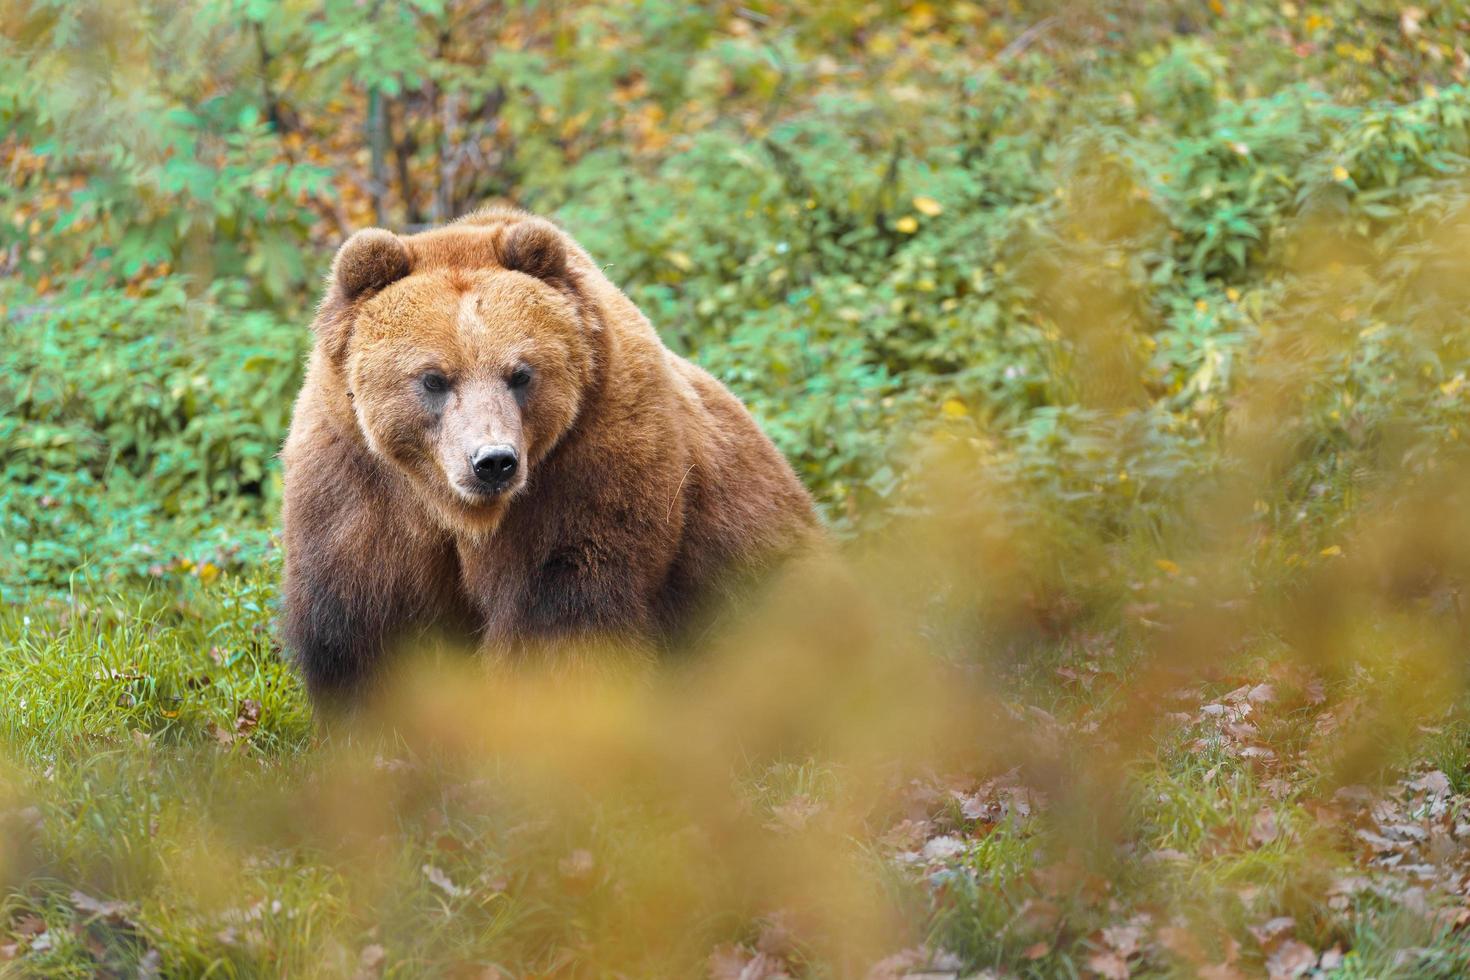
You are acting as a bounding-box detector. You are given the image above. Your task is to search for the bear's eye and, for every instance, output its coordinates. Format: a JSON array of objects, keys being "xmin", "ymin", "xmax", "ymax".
[
  {"xmin": 421, "ymin": 372, "xmax": 450, "ymax": 394},
  {"xmin": 508, "ymin": 367, "xmax": 532, "ymax": 390}
]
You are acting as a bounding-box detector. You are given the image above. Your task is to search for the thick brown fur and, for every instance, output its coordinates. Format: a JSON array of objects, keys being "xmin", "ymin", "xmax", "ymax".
[{"xmin": 281, "ymin": 208, "xmax": 820, "ymax": 706}]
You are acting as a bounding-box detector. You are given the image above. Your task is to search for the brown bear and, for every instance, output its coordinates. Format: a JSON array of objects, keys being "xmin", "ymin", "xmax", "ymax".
[{"xmin": 280, "ymin": 207, "xmax": 820, "ymax": 706}]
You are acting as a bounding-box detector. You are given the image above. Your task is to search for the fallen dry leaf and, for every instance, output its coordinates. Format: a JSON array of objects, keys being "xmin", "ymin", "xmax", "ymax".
[
  {"xmin": 865, "ymin": 947, "xmax": 925, "ymax": 980},
  {"xmin": 747, "ymin": 914, "xmax": 796, "ymax": 960},
  {"xmin": 558, "ymin": 848, "xmax": 595, "ymax": 885},
  {"xmin": 1101, "ymin": 919, "xmax": 1149, "ymax": 958},
  {"xmin": 709, "ymin": 945, "xmax": 793, "ymax": 980},
  {"xmin": 1143, "ymin": 848, "xmax": 1189, "ymax": 863},
  {"xmin": 1265, "ymin": 938, "xmax": 1317, "ymax": 979},
  {"xmin": 1086, "ymin": 948, "xmax": 1130, "ymax": 979},
  {"xmin": 1155, "ymin": 924, "xmax": 1204, "ymax": 963},
  {"xmin": 1248, "ymin": 916, "xmax": 1295, "ymax": 949},
  {"xmin": 921, "ymin": 836, "xmax": 966, "ymax": 863},
  {"xmin": 1197, "ymin": 965, "xmax": 1249, "ymax": 980},
  {"xmin": 235, "ymin": 698, "xmax": 261, "ymax": 737},
  {"xmin": 1261, "ymin": 777, "xmax": 1292, "ymax": 800},
  {"xmin": 1407, "ymin": 771, "xmax": 1451, "ymax": 800},
  {"xmin": 422, "ymin": 864, "xmax": 466, "ymax": 899},
  {"xmin": 1017, "ymin": 898, "xmax": 1063, "ymax": 935},
  {"xmin": 765, "ymin": 795, "xmax": 822, "ymax": 833},
  {"xmin": 708, "ymin": 946, "xmax": 747, "ymax": 980},
  {"xmin": 354, "ymin": 943, "xmax": 387, "ymax": 980},
  {"xmin": 879, "ymin": 819, "xmax": 931, "ymax": 852},
  {"xmin": 11, "ymin": 915, "xmax": 44, "ymax": 938},
  {"xmin": 1250, "ymin": 807, "xmax": 1280, "ymax": 847},
  {"xmin": 70, "ymin": 890, "xmax": 136, "ymax": 926},
  {"xmin": 1327, "ymin": 875, "xmax": 1371, "ymax": 911}
]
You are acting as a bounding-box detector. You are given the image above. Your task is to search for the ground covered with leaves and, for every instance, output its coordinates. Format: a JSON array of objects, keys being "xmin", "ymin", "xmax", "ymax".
[{"xmin": 8, "ymin": 1, "xmax": 1470, "ymax": 976}]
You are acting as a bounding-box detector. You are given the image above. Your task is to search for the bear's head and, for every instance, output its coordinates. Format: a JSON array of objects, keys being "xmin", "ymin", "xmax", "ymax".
[{"xmin": 317, "ymin": 216, "xmax": 598, "ymax": 533}]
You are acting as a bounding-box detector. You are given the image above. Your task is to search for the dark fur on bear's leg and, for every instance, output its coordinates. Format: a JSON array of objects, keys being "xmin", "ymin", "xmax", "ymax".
[
  {"xmin": 282, "ymin": 585, "xmax": 392, "ymax": 710},
  {"xmin": 280, "ymin": 525, "xmax": 474, "ymax": 716}
]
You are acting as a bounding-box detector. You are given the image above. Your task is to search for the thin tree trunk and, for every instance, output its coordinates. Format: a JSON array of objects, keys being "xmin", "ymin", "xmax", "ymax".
[
  {"xmin": 433, "ymin": 88, "xmax": 460, "ymax": 224},
  {"xmin": 368, "ymin": 86, "xmax": 389, "ymax": 226},
  {"xmin": 391, "ymin": 97, "xmax": 420, "ymax": 226},
  {"xmin": 252, "ymin": 22, "xmax": 292, "ymax": 137}
]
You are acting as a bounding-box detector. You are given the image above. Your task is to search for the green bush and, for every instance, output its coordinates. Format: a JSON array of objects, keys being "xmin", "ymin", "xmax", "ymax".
[{"xmin": 2, "ymin": 278, "xmax": 305, "ymax": 592}]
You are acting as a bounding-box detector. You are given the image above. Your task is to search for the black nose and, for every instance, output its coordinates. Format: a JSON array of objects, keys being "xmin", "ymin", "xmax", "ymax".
[{"xmin": 470, "ymin": 444, "xmax": 518, "ymax": 486}]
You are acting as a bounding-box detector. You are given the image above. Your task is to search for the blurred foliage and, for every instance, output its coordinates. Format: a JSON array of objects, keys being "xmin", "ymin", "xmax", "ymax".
[{"xmin": 8, "ymin": 0, "xmax": 1470, "ymax": 976}]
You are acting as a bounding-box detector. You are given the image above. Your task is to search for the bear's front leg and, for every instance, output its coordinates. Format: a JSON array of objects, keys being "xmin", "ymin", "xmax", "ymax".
[
  {"xmin": 281, "ymin": 454, "xmax": 464, "ymax": 711},
  {"xmin": 281, "ymin": 558, "xmax": 401, "ymax": 709}
]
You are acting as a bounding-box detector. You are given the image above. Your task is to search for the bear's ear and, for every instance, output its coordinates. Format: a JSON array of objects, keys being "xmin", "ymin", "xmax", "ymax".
[
  {"xmin": 500, "ymin": 219, "xmax": 568, "ymax": 283},
  {"xmin": 331, "ymin": 228, "xmax": 411, "ymax": 300}
]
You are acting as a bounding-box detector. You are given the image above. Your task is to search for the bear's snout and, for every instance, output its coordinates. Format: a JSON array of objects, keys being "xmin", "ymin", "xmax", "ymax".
[{"xmin": 470, "ymin": 443, "xmax": 519, "ymax": 493}]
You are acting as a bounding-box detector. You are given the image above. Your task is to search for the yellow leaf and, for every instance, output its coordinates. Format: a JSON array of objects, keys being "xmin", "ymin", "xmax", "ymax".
[
  {"xmin": 665, "ymin": 250, "xmax": 693, "ymax": 272},
  {"xmin": 906, "ymin": 1, "xmax": 936, "ymax": 29},
  {"xmin": 1320, "ymin": 545, "xmax": 1343, "ymax": 557},
  {"xmin": 1332, "ymin": 165, "xmax": 1350, "ymax": 183},
  {"xmin": 941, "ymin": 398, "xmax": 968, "ymax": 419},
  {"xmin": 1226, "ymin": 287, "xmax": 1241, "ymax": 303},
  {"xmin": 1155, "ymin": 559, "xmax": 1181, "ymax": 576},
  {"xmin": 912, "ymin": 196, "xmax": 943, "ymax": 216},
  {"xmin": 895, "ymin": 216, "xmax": 919, "ymax": 234},
  {"xmin": 198, "ymin": 562, "xmax": 220, "ymax": 585}
]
